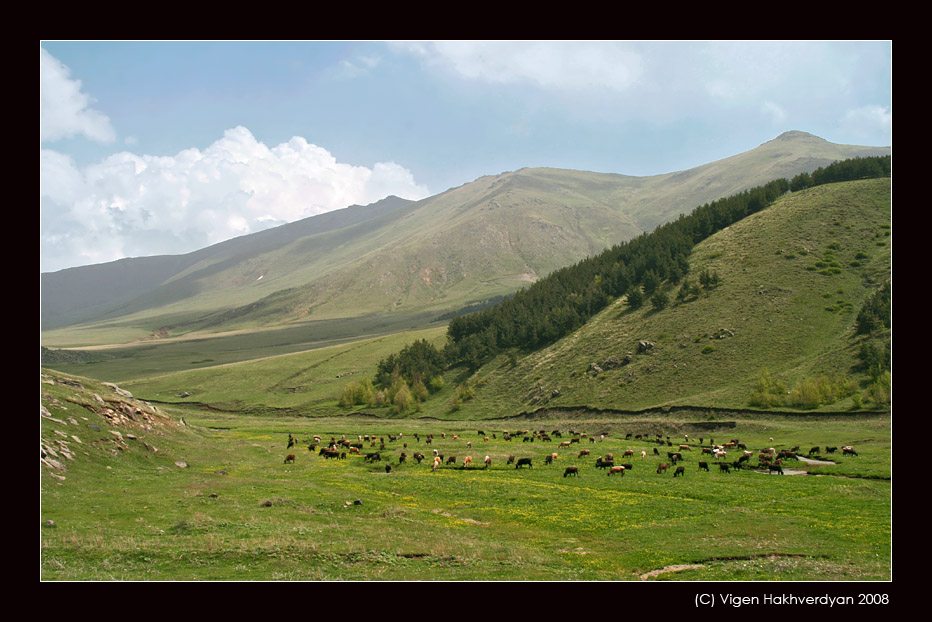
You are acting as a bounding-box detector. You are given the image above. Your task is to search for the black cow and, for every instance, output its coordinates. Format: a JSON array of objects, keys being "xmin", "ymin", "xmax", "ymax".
[
  {"xmin": 718, "ymin": 463, "xmax": 731, "ymax": 473},
  {"xmin": 563, "ymin": 466, "xmax": 579, "ymax": 477},
  {"xmin": 673, "ymin": 466, "xmax": 685, "ymax": 477},
  {"xmin": 595, "ymin": 457, "xmax": 614, "ymax": 469},
  {"xmin": 698, "ymin": 461, "xmax": 709, "ymax": 472},
  {"xmin": 515, "ymin": 458, "xmax": 533, "ymax": 469}
]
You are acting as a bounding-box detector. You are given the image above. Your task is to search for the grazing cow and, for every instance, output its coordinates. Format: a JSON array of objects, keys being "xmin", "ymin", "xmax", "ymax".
[
  {"xmin": 287, "ymin": 434, "xmax": 296, "ymax": 449},
  {"xmin": 432, "ymin": 457, "xmax": 441, "ymax": 472},
  {"xmin": 545, "ymin": 454, "xmax": 554, "ymax": 465},
  {"xmin": 768, "ymin": 464, "xmax": 784, "ymax": 475},
  {"xmin": 608, "ymin": 466, "xmax": 625, "ymax": 476},
  {"xmin": 842, "ymin": 447, "xmax": 858, "ymax": 456},
  {"xmin": 653, "ymin": 447, "xmax": 660, "ymax": 456},
  {"xmin": 446, "ymin": 456, "xmax": 457, "ymax": 465},
  {"xmin": 578, "ymin": 449, "xmax": 591, "ymax": 458},
  {"xmin": 413, "ymin": 452, "xmax": 425, "ymax": 464},
  {"xmin": 364, "ymin": 452, "xmax": 381, "ymax": 462},
  {"xmin": 825, "ymin": 446, "xmax": 838, "ymax": 454},
  {"xmin": 673, "ymin": 466, "xmax": 685, "ymax": 478},
  {"xmin": 463, "ymin": 456, "xmax": 473, "ymax": 468},
  {"xmin": 563, "ymin": 466, "xmax": 580, "ymax": 477},
  {"xmin": 698, "ymin": 461, "xmax": 709, "ymax": 472},
  {"xmin": 320, "ymin": 448, "xmax": 340, "ymax": 459},
  {"xmin": 595, "ymin": 457, "xmax": 614, "ymax": 469},
  {"xmin": 385, "ymin": 464, "xmax": 392, "ymax": 473},
  {"xmin": 718, "ymin": 463, "xmax": 731, "ymax": 473},
  {"xmin": 284, "ymin": 454, "xmax": 296, "ymax": 464},
  {"xmin": 559, "ymin": 441, "xmax": 571, "ymax": 448},
  {"xmin": 399, "ymin": 452, "xmax": 407, "ymax": 464},
  {"xmin": 808, "ymin": 446, "xmax": 820, "ymax": 456},
  {"xmin": 641, "ymin": 451, "xmax": 647, "ymax": 459},
  {"xmin": 515, "ymin": 458, "xmax": 533, "ymax": 469},
  {"xmin": 484, "ymin": 456, "xmax": 492, "ymax": 468},
  {"xmin": 679, "ymin": 445, "xmax": 691, "ymax": 451},
  {"xmin": 507, "ymin": 455, "xmax": 516, "ymax": 465},
  {"xmin": 656, "ymin": 462, "xmax": 670, "ymax": 474},
  {"xmin": 620, "ymin": 463, "xmax": 633, "ymax": 471},
  {"xmin": 623, "ymin": 449, "xmax": 635, "ymax": 458}
]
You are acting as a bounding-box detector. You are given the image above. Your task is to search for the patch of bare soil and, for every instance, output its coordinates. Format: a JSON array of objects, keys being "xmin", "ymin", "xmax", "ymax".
[{"xmin": 639, "ymin": 564, "xmax": 705, "ymax": 580}]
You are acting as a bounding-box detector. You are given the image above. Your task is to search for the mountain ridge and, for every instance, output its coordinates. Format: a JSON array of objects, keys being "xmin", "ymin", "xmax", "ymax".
[{"xmin": 41, "ymin": 131, "xmax": 890, "ymax": 345}]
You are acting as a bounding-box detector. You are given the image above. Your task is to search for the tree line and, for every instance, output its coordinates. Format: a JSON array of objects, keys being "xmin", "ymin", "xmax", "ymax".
[{"xmin": 369, "ymin": 155, "xmax": 891, "ymax": 397}]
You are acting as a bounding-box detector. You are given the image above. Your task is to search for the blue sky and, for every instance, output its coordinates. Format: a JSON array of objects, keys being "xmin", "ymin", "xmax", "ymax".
[{"xmin": 40, "ymin": 41, "xmax": 892, "ymax": 273}]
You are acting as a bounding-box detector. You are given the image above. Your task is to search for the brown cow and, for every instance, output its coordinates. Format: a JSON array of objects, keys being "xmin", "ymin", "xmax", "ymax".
[
  {"xmin": 284, "ymin": 454, "xmax": 296, "ymax": 464},
  {"xmin": 563, "ymin": 466, "xmax": 579, "ymax": 477},
  {"xmin": 656, "ymin": 462, "xmax": 670, "ymax": 474},
  {"xmin": 673, "ymin": 466, "xmax": 685, "ymax": 477},
  {"xmin": 608, "ymin": 466, "xmax": 625, "ymax": 476}
]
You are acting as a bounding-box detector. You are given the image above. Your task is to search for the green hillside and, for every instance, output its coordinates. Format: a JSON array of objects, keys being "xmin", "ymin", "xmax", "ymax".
[
  {"xmin": 42, "ymin": 132, "xmax": 890, "ymax": 352},
  {"xmin": 114, "ymin": 176, "xmax": 890, "ymax": 420},
  {"xmin": 450, "ymin": 178, "xmax": 891, "ymax": 417}
]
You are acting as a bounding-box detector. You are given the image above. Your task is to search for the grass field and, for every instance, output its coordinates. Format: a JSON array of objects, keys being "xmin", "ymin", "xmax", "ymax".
[{"xmin": 40, "ymin": 370, "xmax": 890, "ymax": 581}]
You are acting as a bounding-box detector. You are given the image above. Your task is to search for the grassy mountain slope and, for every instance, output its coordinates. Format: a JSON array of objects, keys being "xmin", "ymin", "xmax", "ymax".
[
  {"xmin": 42, "ymin": 132, "xmax": 890, "ymax": 350},
  {"xmin": 40, "ymin": 195, "xmax": 416, "ymax": 329},
  {"xmin": 114, "ymin": 178, "xmax": 891, "ymax": 419},
  {"xmin": 453, "ymin": 178, "xmax": 891, "ymax": 417}
]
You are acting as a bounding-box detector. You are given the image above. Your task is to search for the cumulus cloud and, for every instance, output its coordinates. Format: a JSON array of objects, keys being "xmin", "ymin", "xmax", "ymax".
[
  {"xmin": 40, "ymin": 46, "xmax": 116, "ymax": 144},
  {"xmin": 40, "ymin": 126, "xmax": 431, "ymax": 272}
]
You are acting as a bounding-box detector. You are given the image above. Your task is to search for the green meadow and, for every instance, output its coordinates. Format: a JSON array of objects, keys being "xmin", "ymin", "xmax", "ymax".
[{"xmin": 41, "ymin": 370, "xmax": 889, "ymax": 581}]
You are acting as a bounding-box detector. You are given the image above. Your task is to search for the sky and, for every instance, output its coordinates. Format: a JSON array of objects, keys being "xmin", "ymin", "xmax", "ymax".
[{"xmin": 40, "ymin": 40, "xmax": 892, "ymax": 273}]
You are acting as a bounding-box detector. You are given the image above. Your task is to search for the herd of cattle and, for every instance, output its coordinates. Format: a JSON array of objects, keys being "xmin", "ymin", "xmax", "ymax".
[{"xmin": 282, "ymin": 428, "xmax": 858, "ymax": 478}]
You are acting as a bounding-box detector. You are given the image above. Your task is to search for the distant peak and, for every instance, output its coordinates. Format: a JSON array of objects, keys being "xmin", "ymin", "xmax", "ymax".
[{"xmin": 772, "ymin": 130, "xmax": 823, "ymax": 142}]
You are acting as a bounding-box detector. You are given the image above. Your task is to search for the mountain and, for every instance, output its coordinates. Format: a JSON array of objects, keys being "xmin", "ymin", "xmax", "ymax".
[{"xmin": 41, "ymin": 132, "xmax": 890, "ymax": 347}]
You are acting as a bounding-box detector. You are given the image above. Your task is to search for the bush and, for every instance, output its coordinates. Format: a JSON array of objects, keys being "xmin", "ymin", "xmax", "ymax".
[
  {"xmin": 748, "ymin": 369, "xmax": 787, "ymax": 408},
  {"xmin": 338, "ymin": 378, "xmax": 374, "ymax": 408},
  {"xmin": 787, "ymin": 375, "xmax": 857, "ymax": 410}
]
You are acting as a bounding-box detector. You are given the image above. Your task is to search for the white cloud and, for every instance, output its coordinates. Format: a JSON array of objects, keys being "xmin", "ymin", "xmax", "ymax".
[
  {"xmin": 40, "ymin": 126, "xmax": 431, "ymax": 272},
  {"xmin": 761, "ymin": 101, "xmax": 787, "ymax": 125},
  {"xmin": 40, "ymin": 46, "xmax": 116, "ymax": 144},
  {"xmin": 839, "ymin": 105, "xmax": 892, "ymax": 140},
  {"xmin": 394, "ymin": 41, "xmax": 644, "ymax": 91}
]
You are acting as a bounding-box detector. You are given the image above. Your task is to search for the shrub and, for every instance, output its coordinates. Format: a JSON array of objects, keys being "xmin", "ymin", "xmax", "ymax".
[{"xmin": 748, "ymin": 369, "xmax": 787, "ymax": 408}]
